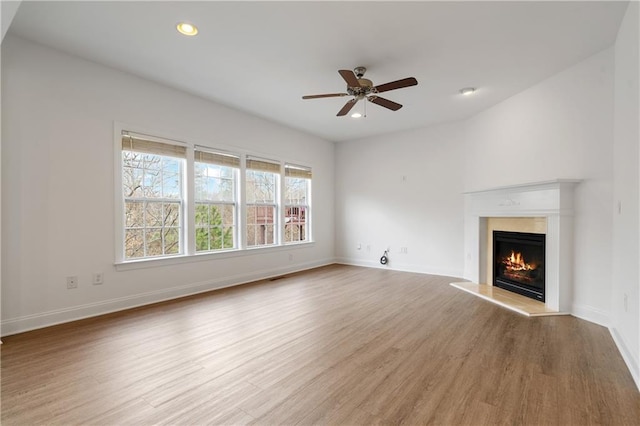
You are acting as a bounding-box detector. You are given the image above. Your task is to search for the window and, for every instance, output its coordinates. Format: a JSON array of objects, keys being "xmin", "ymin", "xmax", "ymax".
[
  {"xmin": 117, "ymin": 128, "xmax": 313, "ymax": 263},
  {"xmin": 246, "ymin": 158, "xmax": 280, "ymax": 247},
  {"xmin": 284, "ymin": 164, "xmax": 311, "ymax": 243},
  {"xmin": 194, "ymin": 149, "xmax": 239, "ymax": 252},
  {"xmin": 121, "ymin": 133, "xmax": 185, "ymax": 259}
]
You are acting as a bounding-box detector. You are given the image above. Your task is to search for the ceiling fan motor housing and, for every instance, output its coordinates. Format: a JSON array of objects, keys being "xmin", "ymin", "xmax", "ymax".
[{"xmin": 347, "ymin": 78, "xmax": 374, "ymax": 97}]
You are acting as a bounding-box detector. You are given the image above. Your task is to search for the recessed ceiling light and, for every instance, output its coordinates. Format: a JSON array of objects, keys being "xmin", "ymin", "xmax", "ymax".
[
  {"xmin": 351, "ymin": 112, "xmax": 362, "ymax": 118},
  {"xmin": 459, "ymin": 87, "xmax": 476, "ymax": 96},
  {"xmin": 176, "ymin": 22, "xmax": 198, "ymax": 36}
]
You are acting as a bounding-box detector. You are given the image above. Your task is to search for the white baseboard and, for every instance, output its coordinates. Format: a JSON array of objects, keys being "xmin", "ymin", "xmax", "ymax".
[
  {"xmin": 335, "ymin": 257, "xmax": 463, "ymax": 279},
  {"xmin": 1, "ymin": 258, "xmax": 336, "ymax": 337},
  {"xmin": 571, "ymin": 303, "xmax": 610, "ymax": 327},
  {"xmin": 609, "ymin": 326, "xmax": 640, "ymax": 391}
]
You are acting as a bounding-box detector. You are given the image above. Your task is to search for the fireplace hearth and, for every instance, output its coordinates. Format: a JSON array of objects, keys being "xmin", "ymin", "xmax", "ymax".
[{"xmin": 493, "ymin": 231, "xmax": 545, "ymax": 302}]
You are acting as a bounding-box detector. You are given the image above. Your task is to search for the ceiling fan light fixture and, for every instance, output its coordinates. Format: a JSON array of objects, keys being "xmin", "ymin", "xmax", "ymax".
[
  {"xmin": 459, "ymin": 87, "xmax": 476, "ymax": 96},
  {"xmin": 351, "ymin": 112, "xmax": 362, "ymax": 118},
  {"xmin": 176, "ymin": 22, "xmax": 198, "ymax": 36}
]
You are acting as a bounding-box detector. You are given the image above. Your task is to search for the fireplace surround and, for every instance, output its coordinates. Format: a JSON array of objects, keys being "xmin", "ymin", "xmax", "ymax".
[{"xmin": 463, "ymin": 180, "xmax": 580, "ymax": 312}]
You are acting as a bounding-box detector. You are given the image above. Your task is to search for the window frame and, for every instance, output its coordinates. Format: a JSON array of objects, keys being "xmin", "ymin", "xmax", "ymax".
[
  {"xmin": 245, "ymin": 159, "xmax": 281, "ymax": 248},
  {"xmin": 284, "ymin": 164, "xmax": 312, "ymax": 244},
  {"xmin": 114, "ymin": 123, "xmax": 313, "ymax": 268},
  {"xmin": 193, "ymin": 148, "xmax": 240, "ymax": 253},
  {"xmin": 117, "ymin": 130, "xmax": 188, "ymax": 262}
]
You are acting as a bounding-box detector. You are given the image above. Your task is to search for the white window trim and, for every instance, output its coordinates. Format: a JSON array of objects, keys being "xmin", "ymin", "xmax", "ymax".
[{"xmin": 113, "ymin": 122, "xmax": 314, "ymax": 269}]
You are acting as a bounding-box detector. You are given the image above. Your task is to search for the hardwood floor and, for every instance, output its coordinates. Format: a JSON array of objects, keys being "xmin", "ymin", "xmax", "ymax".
[{"xmin": 2, "ymin": 264, "xmax": 638, "ymax": 425}]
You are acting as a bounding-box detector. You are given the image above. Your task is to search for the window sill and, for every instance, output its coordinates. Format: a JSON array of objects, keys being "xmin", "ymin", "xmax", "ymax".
[{"xmin": 114, "ymin": 241, "xmax": 315, "ymax": 271}]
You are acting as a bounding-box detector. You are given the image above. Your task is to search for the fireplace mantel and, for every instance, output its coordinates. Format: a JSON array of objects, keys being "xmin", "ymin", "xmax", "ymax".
[{"xmin": 462, "ymin": 179, "xmax": 581, "ymax": 313}]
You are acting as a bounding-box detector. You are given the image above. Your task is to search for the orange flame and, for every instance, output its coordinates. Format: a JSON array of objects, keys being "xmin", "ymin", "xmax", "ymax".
[{"xmin": 503, "ymin": 250, "xmax": 535, "ymax": 271}]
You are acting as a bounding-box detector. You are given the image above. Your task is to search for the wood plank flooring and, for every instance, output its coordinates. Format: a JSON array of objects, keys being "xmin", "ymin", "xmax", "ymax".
[{"xmin": 2, "ymin": 264, "xmax": 638, "ymax": 425}]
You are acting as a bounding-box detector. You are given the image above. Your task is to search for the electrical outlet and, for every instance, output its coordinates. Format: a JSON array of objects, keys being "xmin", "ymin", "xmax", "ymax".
[
  {"xmin": 93, "ymin": 273, "xmax": 104, "ymax": 285},
  {"xmin": 66, "ymin": 276, "xmax": 78, "ymax": 289},
  {"xmin": 288, "ymin": 253, "xmax": 293, "ymax": 261},
  {"xmin": 400, "ymin": 247, "xmax": 408, "ymax": 254},
  {"xmin": 357, "ymin": 243, "xmax": 361, "ymax": 250},
  {"xmin": 624, "ymin": 293, "xmax": 628, "ymax": 312}
]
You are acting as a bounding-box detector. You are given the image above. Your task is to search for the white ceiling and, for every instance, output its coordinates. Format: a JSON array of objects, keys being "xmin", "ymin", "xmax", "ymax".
[{"xmin": 7, "ymin": 1, "xmax": 628, "ymax": 142}]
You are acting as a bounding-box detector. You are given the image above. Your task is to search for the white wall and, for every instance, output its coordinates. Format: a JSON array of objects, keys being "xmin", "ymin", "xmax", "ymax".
[
  {"xmin": 1, "ymin": 36, "xmax": 335, "ymax": 335},
  {"xmin": 463, "ymin": 47, "xmax": 615, "ymax": 326},
  {"xmin": 612, "ymin": 1, "xmax": 639, "ymax": 389},
  {"xmin": 1, "ymin": 1, "xmax": 21, "ymax": 43},
  {"xmin": 335, "ymin": 122, "xmax": 466, "ymax": 277}
]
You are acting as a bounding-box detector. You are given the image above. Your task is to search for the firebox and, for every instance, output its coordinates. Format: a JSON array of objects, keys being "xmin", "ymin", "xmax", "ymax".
[{"xmin": 493, "ymin": 231, "xmax": 545, "ymax": 302}]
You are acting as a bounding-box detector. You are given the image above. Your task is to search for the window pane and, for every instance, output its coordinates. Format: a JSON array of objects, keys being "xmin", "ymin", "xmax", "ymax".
[
  {"xmin": 123, "ymin": 167, "xmax": 143, "ymax": 198},
  {"xmin": 162, "ymin": 157, "xmax": 181, "ymax": 174},
  {"xmin": 164, "ymin": 228, "xmax": 180, "ymax": 254},
  {"xmin": 194, "ymin": 202, "xmax": 236, "ymax": 252},
  {"xmin": 285, "ymin": 177, "xmax": 308, "ymax": 204},
  {"xmin": 195, "ymin": 227, "xmax": 209, "ymax": 251},
  {"xmin": 145, "ymin": 202, "xmax": 163, "ymax": 227},
  {"xmin": 264, "ymin": 225, "xmax": 275, "ymax": 245},
  {"xmin": 207, "ymin": 205, "xmax": 220, "ymax": 225},
  {"xmin": 143, "ymin": 154, "xmax": 162, "ymax": 170},
  {"xmin": 195, "ymin": 163, "xmax": 236, "ymax": 202},
  {"xmin": 125, "ymin": 229, "xmax": 144, "ymax": 258},
  {"xmin": 123, "ymin": 151, "xmax": 142, "ymax": 168},
  {"xmin": 195, "ymin": 203, "xmax": 208, "ymax": 226},
  {"xmin": 125, "ymin": 201, "xmax": 144, "ymax": 228},
  {"xmin": 162, "ymin": 172, "xmax": 181, "ymax": 198},
  {"xmin": 145, "ymin": 229, "xmax": 163, "ymax": 256},
  {"xmin": 219, "ymin": 177, "xmax": 235, "ymax": 201},
  {"xmin": 221, "ymin": 205, "xmax": 235, "ymax": 226},
  {"xmin": 246, "ymin": 170, "xmax": 276, "ymax": 203},
  {"xmin": 220, "ymin": 167, "xmax": 234, "ymax": 178},
  {"xmin": 194, "ymin": 164, "xmax": 207, "ymax": 200},
  {"xmin": 285, "ymin": 204, "xmax": 307, "ymax": 243},
  {"xmin": 246, "ymin": 206, "xmax": 257, "ymax": 225},
  {"xmin": 247, "ymin": 225, "xmax": 257, "ymax": 246},
  {"xmin": 164, "ymin": 203, "xmax": 180, "ymax": 227},
  {"xmin": 247, "ymin": 206, "xmax": 275, "ymax": 226},
  {"xmin": 222, "ymin": 226, "xmax": 234, "ymax": 249},
  {"xmin": 209, "ymin": 227, "xmax": 223, "ymax": 250},
  {"xmin": 247, "ymin": 205, "xmax": 275, "ymax": 247}
]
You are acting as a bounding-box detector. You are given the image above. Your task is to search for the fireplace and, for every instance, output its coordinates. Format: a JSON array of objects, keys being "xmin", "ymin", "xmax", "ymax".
[
  {"xmin": 464, "ymin": 180, "xmax": 579, "ymax": 312},
  {"xmin": 493, "ymin": 231, "xmax": 545, "ymax": 302}
]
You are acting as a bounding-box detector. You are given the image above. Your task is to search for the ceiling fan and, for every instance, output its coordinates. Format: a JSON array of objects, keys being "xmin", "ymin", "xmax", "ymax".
[{"xmin": 302, "ymin": 67, "xmax": 418, "ymax": 117}]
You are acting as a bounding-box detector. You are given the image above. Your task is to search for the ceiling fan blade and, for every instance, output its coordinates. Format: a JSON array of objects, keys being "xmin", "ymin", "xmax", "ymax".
[
  {"xmin": 373, "ymin": 77, "xmax": 418, "ymax": 94},
  {"xmin": 368, "ymin": 96, "xmax": 403, "ymax": 111},
  {"xmin": 337, "ymin": 99, "xmax": 358, "ymax": 116},
  {"xmin": 338, "ymin": 69, "xmax": 362, "ymax": 88},
  {"xmin": 302, "ymin": 93, "xmax": 348, "ymax": 100}
]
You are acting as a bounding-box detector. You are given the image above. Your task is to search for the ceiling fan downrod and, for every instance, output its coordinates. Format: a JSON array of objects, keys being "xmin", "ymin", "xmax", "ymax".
[{"xmin": 354, "ymin": 66, "xmax": 367, "ymax": 79}]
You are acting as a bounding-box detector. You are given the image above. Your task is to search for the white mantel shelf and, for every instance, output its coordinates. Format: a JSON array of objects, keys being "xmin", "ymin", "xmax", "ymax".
[
  {"xmin": 464, "ymin": 179, "xmax": 582, "ymax": 195},
  {"xmin": 461, "ymin": 179, "xmax": 581, "ymax": 314}
]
